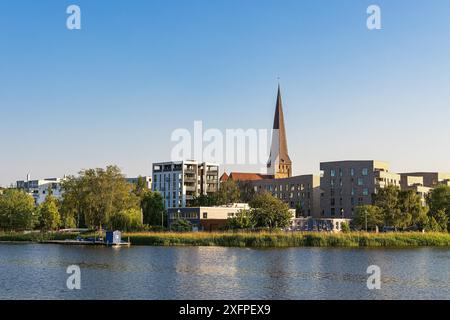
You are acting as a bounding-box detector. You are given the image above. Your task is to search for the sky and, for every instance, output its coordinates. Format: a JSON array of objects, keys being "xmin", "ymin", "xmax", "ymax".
[{"xmin": 1, "ymin": 0, "xmax": 450, "ymax": 186}]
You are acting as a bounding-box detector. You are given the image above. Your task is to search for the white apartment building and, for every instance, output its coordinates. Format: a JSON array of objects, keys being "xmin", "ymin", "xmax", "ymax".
[
  {"xmin": 152, "ymin": 161, "xmax": 219, "ymax": 208},
  {"xmin": 16, "ymin": 176, "xmax": 65, "ymax": 205}
]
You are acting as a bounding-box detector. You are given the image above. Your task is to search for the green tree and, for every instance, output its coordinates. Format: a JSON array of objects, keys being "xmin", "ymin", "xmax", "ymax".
[
  {"xmin": 226, "ymin": 209, "xmax": 254, "ymax": 230},
  {"xmin": 373, "ymin": 185, "xmax": 403, "ymax": 229},
  {"xmin": 238, "ymin": 181, "xmax": 256, "ymax": 203},
  {"xmin": 37, "ymin": 195, "xmax": 61, "ymax": 231},
  {"xmin": 140, "ymin": 191, "xmax": 166, "ymax": 226},
  {"xmin": 132, "ymin": 176, "xmax": 150, "ymax": 198},
  {"xmin": 190, "ymin": 194, "xmax": 218, "ymax": 207},
  {"xmin": 249, "ymin": 192, "xmax": 293, "ymax": 229},
  {"xmin": 0, "ymin": 189, "xmax": 36, "ymax": 231},
  {"xmin": 60, "ymin": 176, "xmax": 85, "ymax": 228},
  {"xmin": 216, "ymin": 180, "xmax": 241, "ymax": 205},
  {"xmin": 428, "ymin": 185, "xmax": 450, "ymax": 229},
  {"xmin": 108, "ymin": 208, "xmax": 143, "ymax": 231},
  {"xmin": 353, "ymin": 205, "xmax": 384, "ymax": 231},
  {"xmin": 426, "ymin": 209, "xmax": 448, "ymax": 232},
  {"xmin": 171, "ymin": 219, "xmax": 192, "ymax": 232},
  {"xmin": 61, "ymin": 165, "xmax": 140, "ymax": 230}
]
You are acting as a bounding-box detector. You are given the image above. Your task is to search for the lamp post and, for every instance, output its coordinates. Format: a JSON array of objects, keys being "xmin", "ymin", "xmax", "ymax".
[{"xmin": 365, "ymin": 210, "xmax": 368, "ymax": 232}]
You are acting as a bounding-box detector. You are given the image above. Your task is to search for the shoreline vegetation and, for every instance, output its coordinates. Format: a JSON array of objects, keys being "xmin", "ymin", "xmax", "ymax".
[{"xmin": 1, "ymin": 231, "xmax": 450, "ymax": 248}]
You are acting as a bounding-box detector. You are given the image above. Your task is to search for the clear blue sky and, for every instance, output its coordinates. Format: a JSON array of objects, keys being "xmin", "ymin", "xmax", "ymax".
[{"xmin": 1, "ymin": 0, "xmax": 450, "ymax": 186}]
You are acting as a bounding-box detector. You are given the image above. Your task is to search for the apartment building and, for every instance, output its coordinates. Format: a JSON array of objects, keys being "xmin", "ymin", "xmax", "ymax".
[
  {"xmin": 320, "ymin": 161, "xmax": 400, "ymax": 219},
  {"xmin": 152, "ymin": 161, "xmax": 219, "ymax": 208},
  {"xmin": 16, "ymin": 176, "xmax": 65, "ymax": 205},
  {"xmin": 400, "ymin": 172, "xmax": 450, "ymax": 188}
]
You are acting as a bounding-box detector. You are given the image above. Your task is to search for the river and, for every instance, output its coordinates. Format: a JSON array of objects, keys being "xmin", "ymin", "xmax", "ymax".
[{"xmin": 0, "ymin": 244, "xmax": 449, "ymax": 299}]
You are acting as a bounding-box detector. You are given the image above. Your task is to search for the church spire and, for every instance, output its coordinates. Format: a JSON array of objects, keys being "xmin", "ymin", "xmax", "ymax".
[{"xmin": 267, "ymin": 84, "xmax": 292, "ymax": 179}]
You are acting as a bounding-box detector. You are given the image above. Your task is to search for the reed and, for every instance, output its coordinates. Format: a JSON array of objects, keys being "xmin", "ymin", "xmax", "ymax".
[
  {"xmin": 122, "ymin": 231, "xmax": 450, "ymax": 248},
  {"xmin": 1, "ymin": 231, "xmax": 449, "ymax": 247}
]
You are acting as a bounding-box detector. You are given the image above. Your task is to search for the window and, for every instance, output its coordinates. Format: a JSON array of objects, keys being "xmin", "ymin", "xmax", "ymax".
[
  {"xmin": 363, "ymin": 188, "xmax": 369, "ymax": 196},
  {"xmin": 331, "ymin": 169, "xmax": 336, "ymax": 177},
  {"xmin": 358, "ymin": 178, "xmax": 364, "ymax": 186},
  {"xmin": 203, "ymin": 212, "xmax": 208, "ymax": 219},
  {"xmin": 331, "ymin": 208, "xmax": 336, "ymax": 216},
  {"xmin": 350, "ymin": 168, "xmax": 355, "ymax": 176},
  {"xmin": 362, "ymin": 168, "xmax": 369, "ymax": 176}
]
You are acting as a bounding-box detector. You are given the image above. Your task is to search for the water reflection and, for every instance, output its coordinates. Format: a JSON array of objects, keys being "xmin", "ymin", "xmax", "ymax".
[{"xmin": 0, "ymin": 244, "xmax": 449, "ymax": 300}]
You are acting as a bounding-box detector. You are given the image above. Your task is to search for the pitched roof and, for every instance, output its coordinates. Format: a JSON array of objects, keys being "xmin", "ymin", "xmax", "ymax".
[
  {"xmin": 219, "ymin": 172, "xmax": 229, "ymax": 182},
  {"xmin": 228, "ymin": 172, "xmax": 274, "ymax": 182}
]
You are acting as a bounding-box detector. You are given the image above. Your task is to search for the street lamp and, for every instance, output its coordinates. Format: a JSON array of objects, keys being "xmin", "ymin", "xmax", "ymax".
[{"xmin": 365, "ymin": 210, "xmax": 368, "ymax": 232}]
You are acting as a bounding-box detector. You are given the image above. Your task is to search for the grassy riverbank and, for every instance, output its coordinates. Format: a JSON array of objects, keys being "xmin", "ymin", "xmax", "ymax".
[
  {"xmin": 1, "ymin": 231, "xmax": 450, "ymax": 247},
  {"xmin": 124, "ymin": 231, "xmax": 450, "ymax": 248}
]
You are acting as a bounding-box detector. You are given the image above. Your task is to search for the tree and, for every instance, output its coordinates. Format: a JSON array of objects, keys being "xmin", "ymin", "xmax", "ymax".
[
  {"xmin": 226, "ymin": 209, "xmax": 254, "ymax": 230},
  {"xmin": 37, "ymin": 195, "xmax": 61, "ymax": 231},
  {"xmin": 249, "ymin": 192, "xmax": 293, "ymax": 229},
  {"xmin": 108, "ymin": 208, "xmax": 143, "ymax": 231},
  {"xmin": 238, "ymin": 181, "xmax": 256, "ymax": 203},
  {"xmin": 428, "ymin": 185, "xmax": 450, "ymax": 230},
  {"xmin": 426, "ymin": 209, "xmax": 449, "ymax": 232},
  {"xmin": 353, "ymin": 205, "xmax": 383, "ymax": 231},
  {"xmin": 60, "ymin": 175, "xmax": 85, "ymax": 228},
  {"xmin": 140, "ymin": 191, "xmax": 166, "ymax": 226},
  {"xmin": 61, "ymin": 166, "xmax": 140, "ymax": 230},
  {"xmin": 171, "ymin": 219, "xmax": 192, "ymax": 232},
  {"xmin": 190, "ymin": 194, "xmax": 218, "ymax": 207},
  {"xmin": 132, "ymin": 176, "xmax": 150, "ymax": 198},
  {"xmin": 0, "ymin": 189, "xmax": 36, "ymax": 231},
  {"xmin": 216, "ymin": 180, "xmax": 241, "ymax": 205},
  {"xmin": 373, "ymin": 185, "xmax": 403, "ymax": 229}
]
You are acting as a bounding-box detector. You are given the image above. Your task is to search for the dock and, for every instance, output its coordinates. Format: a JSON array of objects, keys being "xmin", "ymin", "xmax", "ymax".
[{"xmin": 40, "ymin": 239, "xmax": 131, "ymax": 247}]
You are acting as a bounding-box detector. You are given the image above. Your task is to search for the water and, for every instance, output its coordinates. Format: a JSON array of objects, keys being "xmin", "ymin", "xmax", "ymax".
[{"xmin": 0, "ymin": 244, "xmax": 449, "ymax": 300}]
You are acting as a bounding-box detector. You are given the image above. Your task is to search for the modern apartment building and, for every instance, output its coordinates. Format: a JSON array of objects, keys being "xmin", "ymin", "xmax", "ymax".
[
  {"xmin": 246, "ymin": 175, "xmax": 321, "ymax": 217},
  {"xmin": 320, "ymin": 161, "xmax": 400, "ymax": 219},
  {"xmin": 16, "ymin": 176, "xmax": 65, "ymax": 205},
  {"xmin": 152, "ymin": 161, "xmax": 219, "ymax": 208},
  {"xmin": 400, "ymin": 172, "xmax": 450, "ymax": 188}
]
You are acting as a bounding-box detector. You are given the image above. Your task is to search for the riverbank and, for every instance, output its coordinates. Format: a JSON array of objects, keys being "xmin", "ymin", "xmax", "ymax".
[
  {"xmin": 1, "ymin": 231, "xmax": 450, "ymax": 247},
  {"xmin": 124, "ymin": 232, "xmax": 450, "ymax": 247}
]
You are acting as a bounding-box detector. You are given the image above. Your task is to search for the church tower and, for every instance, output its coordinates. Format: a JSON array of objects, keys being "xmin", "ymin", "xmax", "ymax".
[{"xmin": 267, "ymin": 85, "xmax": 292, "ymax": 179}]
